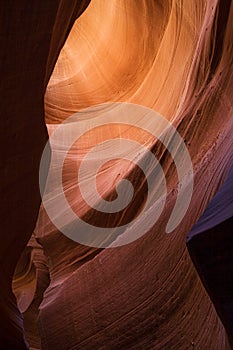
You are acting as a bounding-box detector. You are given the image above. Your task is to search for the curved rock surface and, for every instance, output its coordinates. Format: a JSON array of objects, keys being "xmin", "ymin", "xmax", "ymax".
[
  {"xmin": 187, "ymin": 162, "xmax": 233, "ymax": 347},
  {"xmin": 0, "ymin": 1, "xmax": 91, "ymax": 348},
  {"xmin": 1, "ymin": 0, "xmax": 233, "ymax": 349}
]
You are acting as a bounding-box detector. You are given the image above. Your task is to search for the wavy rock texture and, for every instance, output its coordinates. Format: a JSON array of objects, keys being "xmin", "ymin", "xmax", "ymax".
[
  {"xmin": 0, "ymin": 0, "xmax": 232, "ymax": 349},
  {"xmin": 13, "ymin": 235, "xmax": 49, "ymax": 349},
  {"xmin": 0, "ymin": 1, "xmax": 91, "ymax": 349}
]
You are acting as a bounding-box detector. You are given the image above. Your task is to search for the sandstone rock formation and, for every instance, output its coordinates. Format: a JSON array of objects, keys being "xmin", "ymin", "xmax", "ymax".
[
  {"xmin": 1, "ymin": 1, "xmax": 91, "ymax": 348},
  {"xmin": 1, "ymin": 0, "xmax": 232, "ymax": 349}
]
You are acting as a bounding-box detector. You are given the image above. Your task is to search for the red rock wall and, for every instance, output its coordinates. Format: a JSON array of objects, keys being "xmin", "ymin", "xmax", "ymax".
[
  {"xmin": 1, "ymin": 0, "xmax": 232, "ymax": 349},
  {"xmin": 0, "ymin": 1, "xmax": 90, "ymax": 348}
]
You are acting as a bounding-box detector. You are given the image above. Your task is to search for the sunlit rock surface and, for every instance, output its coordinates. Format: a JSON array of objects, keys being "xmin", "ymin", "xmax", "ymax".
[{"xmin": 1, "ymin": 0, "xmax": 232, "ymax": 349}]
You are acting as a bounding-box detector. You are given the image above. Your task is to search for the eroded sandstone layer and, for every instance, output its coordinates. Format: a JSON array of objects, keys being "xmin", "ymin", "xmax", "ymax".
[
  {"xmin": 1, "ymin": 1, "xmax": 91, "ymax": 348},
  {"xmin": 1, "ymin": 0, "xmax": 232, "ymax": 349}
]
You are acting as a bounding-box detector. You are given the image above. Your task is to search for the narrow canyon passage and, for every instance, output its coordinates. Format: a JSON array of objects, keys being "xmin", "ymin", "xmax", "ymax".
[{"xmin": 1, "ymin": 0, "xmax": 233, "ymax": 349}]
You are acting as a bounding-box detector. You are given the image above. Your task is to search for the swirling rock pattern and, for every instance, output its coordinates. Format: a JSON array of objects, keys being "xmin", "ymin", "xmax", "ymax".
[
  {"xmin": 1, "ymin": 0, "xmax": 232, "ymax": 349},
  {"xmin": 0, "ymin": 1, "xmax": 91, "ymax": 349}
]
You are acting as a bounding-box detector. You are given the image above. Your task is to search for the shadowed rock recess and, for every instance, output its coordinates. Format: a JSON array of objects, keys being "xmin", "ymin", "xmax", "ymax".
[{"xmin": 1, "ymin": 0, "xmax": 232, "ymax": 349}]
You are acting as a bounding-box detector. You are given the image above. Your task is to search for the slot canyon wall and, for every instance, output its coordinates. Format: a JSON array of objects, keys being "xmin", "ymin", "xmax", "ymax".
[{"xmin": 1, "ymin": 0, "xmax": 232, "ymax": 349}]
